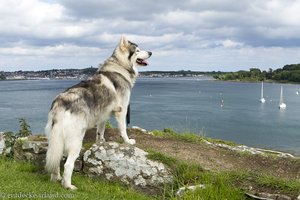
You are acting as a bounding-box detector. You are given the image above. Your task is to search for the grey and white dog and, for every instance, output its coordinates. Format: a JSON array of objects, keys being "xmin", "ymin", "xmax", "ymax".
[{"xmin": 45, "ymin": 36, "xmax": 152, "ymax": 190}]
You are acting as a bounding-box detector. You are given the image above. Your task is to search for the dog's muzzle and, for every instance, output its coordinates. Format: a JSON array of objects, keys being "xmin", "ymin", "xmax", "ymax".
[{"xmin": 136, "ymin": 51, "xmax": 152, "ymax": 66}]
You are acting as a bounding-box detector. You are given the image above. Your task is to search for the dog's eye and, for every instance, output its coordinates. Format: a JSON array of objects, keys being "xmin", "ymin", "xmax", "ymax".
[{"xmin": 136, "ymin": 49, "xmax": 140, "ymax": 53}]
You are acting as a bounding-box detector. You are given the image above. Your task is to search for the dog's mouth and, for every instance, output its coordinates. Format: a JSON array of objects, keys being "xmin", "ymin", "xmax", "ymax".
[{"xmin": 136, "ymin": 58, "xmax": 148, "ymax": 66}]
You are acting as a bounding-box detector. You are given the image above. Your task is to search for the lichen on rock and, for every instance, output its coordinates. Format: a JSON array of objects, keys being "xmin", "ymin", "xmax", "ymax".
[{"xmin": 83, "ymin": 142, "xmax": 172, "ymax": 188}]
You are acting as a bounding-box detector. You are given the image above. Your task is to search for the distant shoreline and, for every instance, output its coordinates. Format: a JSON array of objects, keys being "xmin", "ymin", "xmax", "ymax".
[{"xmin": 2, "ymin": 77, "xmax": 300, "ymax": 85}]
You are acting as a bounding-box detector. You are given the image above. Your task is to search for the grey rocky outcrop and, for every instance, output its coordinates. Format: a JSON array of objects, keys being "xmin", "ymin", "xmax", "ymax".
[
  {"xmin": 0, "ymin": 132, "xmax": 15, "ymax": 156},
  {"xmin": 83, "ymin": 142, "xmax": 172, "ymax": 188},
  {"xmin": 203, "ymin": 140, "xmax": 295, "ymax": 158},
  {"xmin": 13, "ymin": 136, "xmax": 48, "ymax": 166},
  {"xmin": 12, "ymin": 136, "xmax": 83, "ymax": 170},
  {"xmin": 0, "ymin": 132, "xmax": 5, "ymax": 154}
]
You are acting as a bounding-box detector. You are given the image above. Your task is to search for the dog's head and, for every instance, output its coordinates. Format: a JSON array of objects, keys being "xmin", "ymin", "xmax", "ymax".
[{"xmin": 117, "ymin": 36, "xmax": 152, "ymax": 68}]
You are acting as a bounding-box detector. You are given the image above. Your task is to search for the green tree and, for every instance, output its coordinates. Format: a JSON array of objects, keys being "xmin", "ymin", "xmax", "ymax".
[
  {"xmin": 249, "ymin": 68, "xmax": 261, "ymax": 78},
  {"xmin": 283, "ymin": 64, "xmax": 300, "ymax": 71},
  {"xmin": 0, "ymin": 73, "xmax": 6, "ymax": 80},
  {"xmin": 17, "ymin": 118, "xmax": 32, "ymax": 137}
]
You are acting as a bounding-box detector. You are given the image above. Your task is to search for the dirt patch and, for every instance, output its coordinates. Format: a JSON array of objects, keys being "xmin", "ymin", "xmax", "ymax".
[{"xmin": 84, "ymin": 128, "xmax": 300, "ymax": 180}]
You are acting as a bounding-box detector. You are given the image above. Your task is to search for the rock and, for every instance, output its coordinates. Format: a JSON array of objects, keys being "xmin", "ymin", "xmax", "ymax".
[
  {"xmin": 83, "ymin": 142, "xmax": 172, "ymax": 188},
  {"xmin": 0, "ymin": 132, "xmax": 16, "ymax": 156},
  {"xmin": 0, "ymin": 132, "xmax": 5, "ymax": 154},
  {"xmin": 13, "ymin": 136, "xmax": 83, "ymax": 171},
  {"xmin": 297, "ymin": 194, "xmax": 300, "ymax": 200},
  {"xmin": 203, "ymin": 140, "xmax": 295, "ymax": 158},
  {"xmin": 176, "ymin": 184, "xmax": 206, "ymax": 197},
  {"xmin": 14, "ymin": 137, "xmax": 48, "ymax": 166},
  {"xmin": 246, "ymin": 192, "xmax": 291, "ymax": 200},
  {"xmin": 131, "ymin": 126, "xmax": 148, "ymax": 134}
]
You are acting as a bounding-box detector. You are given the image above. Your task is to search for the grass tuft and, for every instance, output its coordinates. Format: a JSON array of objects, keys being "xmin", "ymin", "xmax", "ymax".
[
  {"xmin": 256, "ymin": 174, "xmax": 300, "ymax": 195},
  {"xmin": 146, "ymin": 150, "xmax": 245, "ymax": 199},
  {"xmin": 145, "ymin": 148, "xmax": 300, "ymax": 199}
]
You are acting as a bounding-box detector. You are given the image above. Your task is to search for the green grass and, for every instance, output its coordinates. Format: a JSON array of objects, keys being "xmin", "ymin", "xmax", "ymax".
[
  {"xmin": 170, "ymin": 164, "xmax": 245, "ymax": 199},
  {"xmin": 146, "ymin": 150, "xmax": 300, "ymax": 200},
  {"xmin": 0, "ymin": 157, "xmax": 154, "ymax": 200},
  {"xmin": 147, "ymin": 150, "xmax": 244, "ymax": 199},
  {"xmin": 1, "ymin": 150, "xmax": 247, "ymax": 200},
  {"xmin": 2, "ymin": 125, "xmax": 300, "ymax": 200},
  {"xmin": 256, "ymin": 174, "xmax": 300, "ymax": 195},
  {"xmin": 146, "ymin": 150, "xmax": 177, "ymax": 166},
  {"xmin": 151, "ymin": 128, "xmax": 237, "ymax": 146}
]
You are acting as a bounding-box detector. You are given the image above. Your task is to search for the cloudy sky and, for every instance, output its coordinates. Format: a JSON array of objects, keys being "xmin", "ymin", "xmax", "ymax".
[{"xmin": 0, "ymin": 0, "xmax": 300, "ymax": 72}]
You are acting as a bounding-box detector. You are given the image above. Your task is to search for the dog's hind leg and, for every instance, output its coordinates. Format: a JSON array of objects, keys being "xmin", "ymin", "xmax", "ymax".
[
  {"xmin": 61, "ymin": 128, "xmax": 84, "ymax": 190},
  {"xmin": 115, "ymin": 110, "xmax": 136, "ymax": 145},
  {"xmin": 61, "ymin": 143, "xmax": 82, "ymax": 190}
]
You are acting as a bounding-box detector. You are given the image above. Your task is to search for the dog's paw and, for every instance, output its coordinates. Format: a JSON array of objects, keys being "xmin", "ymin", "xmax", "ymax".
[
  {"xmin": 62, "ymin": 180, "xmax": 78, "ymax": 190},
  {"xmin": 67, "ymin": 185, "xmax": 78, "ymax": 190},
  {"xmin": 62, "ymin": 182, "xmax": 78, "ymax": 190},
  {"xmin": 126, "ymin": 138, "xmax": 136, "ymax": 145},
  {"xmin": 70, "ymin": 185, "xmax": 78, "ymax": 190}
]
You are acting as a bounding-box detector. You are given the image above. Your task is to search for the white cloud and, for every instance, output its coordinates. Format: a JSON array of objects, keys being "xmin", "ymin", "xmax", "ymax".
[
  {"xmin": 264, "ymin": 0, "xmax": 300, "ymax": 26},
  {"xmin": 0, "ymin": 0, "xmax": 64, "ymax": 35},
  {"xmin": 0, "ymin": 0, "xmax": 300, "ymax": 71},
  {"xmin": 0, "ymin": 44, "xmax": 101, "ymax": 57},
  {"xmin": 218, "ymin": 39, "xmax": 244, "ymax": 48}
]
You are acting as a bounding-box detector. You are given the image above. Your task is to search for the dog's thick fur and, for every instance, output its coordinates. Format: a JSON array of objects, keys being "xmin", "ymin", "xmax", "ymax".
[{"xmin": 45, "ymin": 36, "xmax": 152, "ymax": 190}]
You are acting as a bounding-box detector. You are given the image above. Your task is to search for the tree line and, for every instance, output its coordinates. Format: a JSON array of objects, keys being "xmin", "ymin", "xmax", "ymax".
[{"xmin": 213, "ymin": 64, "xmax": 300, "ymax": 82}]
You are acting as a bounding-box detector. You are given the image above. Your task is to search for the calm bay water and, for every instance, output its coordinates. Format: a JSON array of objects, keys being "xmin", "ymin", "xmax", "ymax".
[{"xmin": 0, "ymin": 78, "xmax": 299, "ymax": 155}]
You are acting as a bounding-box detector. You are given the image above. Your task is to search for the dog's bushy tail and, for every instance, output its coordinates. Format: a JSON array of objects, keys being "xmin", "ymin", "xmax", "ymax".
[{"xmin": 45, "ymin": 112, "xmax": 64, "ymax": 173}]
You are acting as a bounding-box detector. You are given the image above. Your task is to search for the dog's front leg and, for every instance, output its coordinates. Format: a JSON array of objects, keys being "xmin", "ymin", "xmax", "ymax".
[
  {"xmin": 96, "ymin": 120, "xmax": 106, "ymax": 144},
  {"xmin": 115, "ymin": 110, "xmax": 135, "ymax": 145}
]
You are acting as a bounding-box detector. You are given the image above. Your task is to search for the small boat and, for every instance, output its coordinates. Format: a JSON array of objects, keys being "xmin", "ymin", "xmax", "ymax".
[
  {"xmin": 220, "ymin": 99, "xmax": 224, "ymax": 108},
  {"xmin": 220, "ymin": 93, "xmax": 224, "ymax": 108},
  {"xmin": 296, "ymin": 91, "xmax": 299, "ymax": 95},
  {"xmin": 259, "ymin": 81, "xmax": 266, "ymax": 103},
  {"xmin": 279, "ymin": 86, "xmax": 286, "ymax": 109}
]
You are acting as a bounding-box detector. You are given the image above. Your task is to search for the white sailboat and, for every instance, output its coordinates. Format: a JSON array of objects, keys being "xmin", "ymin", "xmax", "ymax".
[
  {"xmin": 279, "ymin": 86, "xmax": 286, "ymax": 109},
  {"xmin": 219, "ymin": 93, "xmax": 224, "ymax": 108},
  {"xmin": 259, "ymin": 81, "xmax": 266, "ymax": 103}
]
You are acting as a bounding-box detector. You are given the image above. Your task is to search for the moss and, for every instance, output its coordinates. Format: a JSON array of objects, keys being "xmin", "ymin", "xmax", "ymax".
[{"xmin": 83, "ymin": 142, "xmax": 94, "ymax": 150}]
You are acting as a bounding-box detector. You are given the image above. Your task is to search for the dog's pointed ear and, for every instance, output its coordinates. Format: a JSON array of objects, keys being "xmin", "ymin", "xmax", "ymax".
[{"xmin": 119, "ymin": 36, "xmax": 128, "ymax": 51}]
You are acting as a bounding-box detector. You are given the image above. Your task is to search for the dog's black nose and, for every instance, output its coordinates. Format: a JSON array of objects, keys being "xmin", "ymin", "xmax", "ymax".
[{"xmin": 148, "ymin": 51, "xmax": 152, "ymax": 57}]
